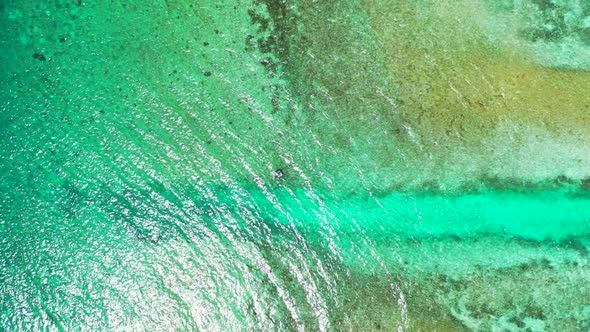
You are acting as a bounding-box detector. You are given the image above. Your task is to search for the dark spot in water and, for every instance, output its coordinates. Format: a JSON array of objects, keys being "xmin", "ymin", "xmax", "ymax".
[
  {"xmin": 270, "ymin": 95, "xmax": 279, "ymax": 109},
  {"xmin": 272, "ymin": 168, "xmax": 284, "ymax": 180},
  {"xmin": 257, "ymin": 37, "xmax": 273, "ymax": 54},
  {"xmin": 553, "ymin": 174, "xmax": 573, "ymax": 185},
  {"xmin": 32, "ymin": 53, "xmax": 46, "ymax": 62},
  {"xmin": 448, "ymin": 234, "xmax": 462, "ymax": 242},
  {"xmin": 508, "ymin": 316, "xmax": 526, "ymax": 328},
  {"xmin": 204, "ymin": 71, "xmax": 212, "ymax": 77},
  {"xmin": 539, "ymin": 258, "xmax": 552, "ymax": 268},
  {"xmin": 524, "ymin": 304, "xmax": 546, "ymax": 320},
  {"xmin": 248, "ymin": 9, "xmax": 270, "ymax": 32},
  {"xmin": 245, "ymin": 34, "xmax": 255, "ymax": 49},
  {"xmin": 559, "ymin": 238, "xmax": 589, "ymax": 255},
  {"xmin": 203, "ymin": 41, "xmax": 209, "ymax": 46}
]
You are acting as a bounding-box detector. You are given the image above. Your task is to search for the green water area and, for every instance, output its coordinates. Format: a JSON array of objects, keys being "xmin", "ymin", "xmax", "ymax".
[{"xmin": 1, "ymin": 0, "xmax": 590, "ymax": 331}]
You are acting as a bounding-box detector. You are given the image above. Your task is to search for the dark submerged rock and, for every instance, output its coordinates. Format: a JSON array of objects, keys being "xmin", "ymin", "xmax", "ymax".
[{"xmin": 33, "ymin": 53, "xmax": 47, "ymax": 62}]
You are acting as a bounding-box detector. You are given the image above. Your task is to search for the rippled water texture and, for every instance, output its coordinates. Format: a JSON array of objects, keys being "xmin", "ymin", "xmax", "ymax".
[{"xmin": 2, "ymin": 0, "xmax": 590, "ymax": 331}]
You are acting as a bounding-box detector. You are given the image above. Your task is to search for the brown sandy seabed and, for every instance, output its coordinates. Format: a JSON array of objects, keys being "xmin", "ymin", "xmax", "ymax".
[{"xmin": 254, "ymin": 0, "xmax": 590, "ymax": 196}]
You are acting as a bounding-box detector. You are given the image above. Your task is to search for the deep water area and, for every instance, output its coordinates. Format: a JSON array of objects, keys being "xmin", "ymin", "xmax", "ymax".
[{"xmin": 1, "ymin": 0, "xmax": 590, "ymax": 331}]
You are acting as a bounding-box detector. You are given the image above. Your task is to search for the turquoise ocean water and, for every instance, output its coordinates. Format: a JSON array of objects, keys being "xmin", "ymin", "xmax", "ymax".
[{"xmin": 1, "ymin": 1, "xmax": 590, "ymax": 330}]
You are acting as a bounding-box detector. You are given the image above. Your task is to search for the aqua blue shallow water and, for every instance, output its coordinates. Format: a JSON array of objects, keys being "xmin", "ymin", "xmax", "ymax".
[{"xmin": 1, "ymin": 1, "xmax": 590, "ymax": 331}]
